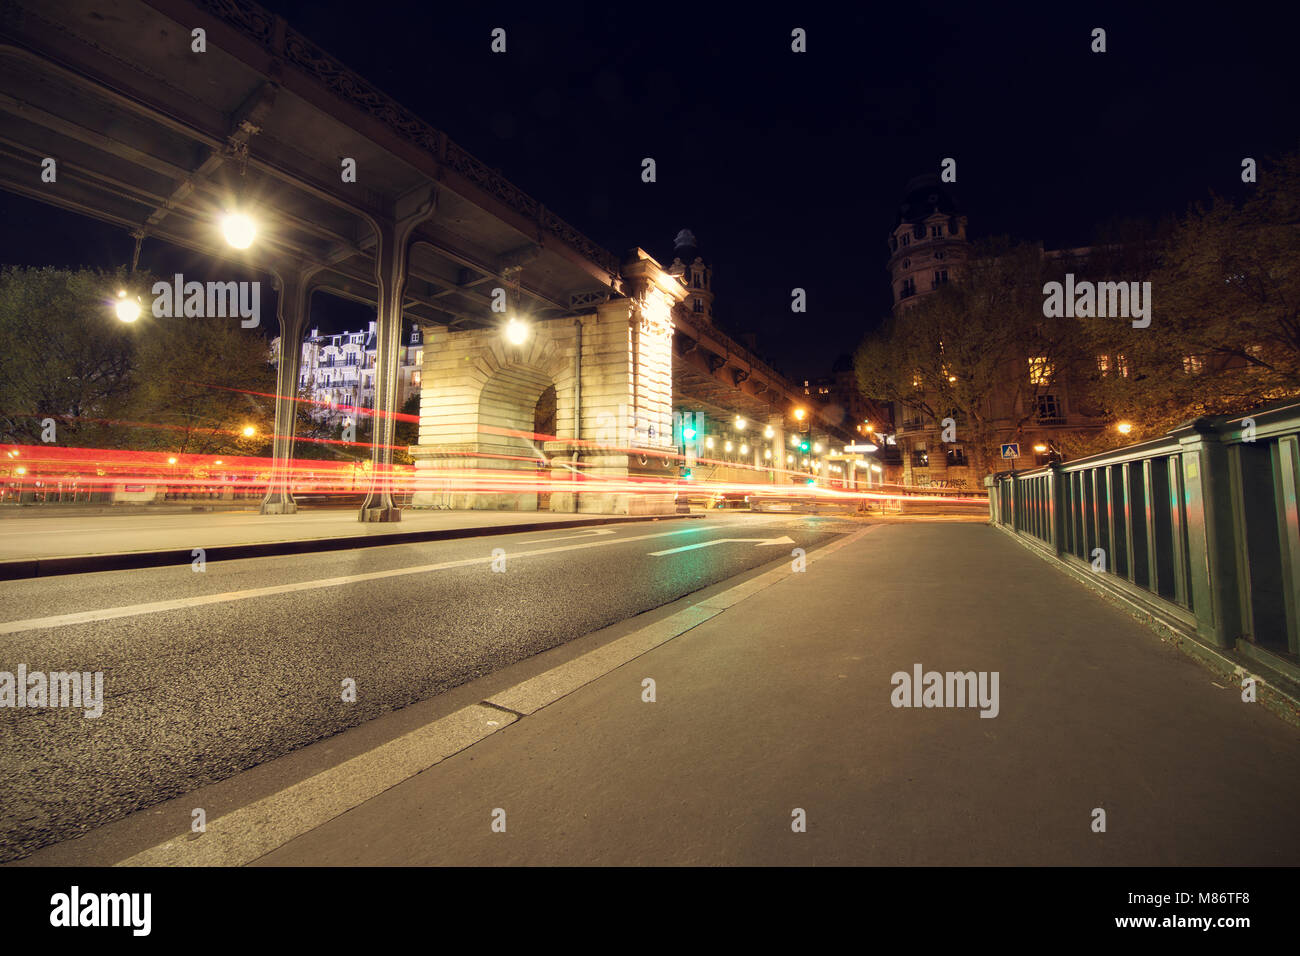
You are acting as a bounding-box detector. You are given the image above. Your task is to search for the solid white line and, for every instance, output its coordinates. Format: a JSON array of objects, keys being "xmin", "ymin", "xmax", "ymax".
[
  {"xmin": 518, "ymin": 528, "xmax": 617, "ymax": 544},
  {"xmin": 649, "ymin": 535, "xmax": 795, "ymax": 556},
  {"xmin": 0, "ymin": 525, "xmax": 705, "ymax": 636}
]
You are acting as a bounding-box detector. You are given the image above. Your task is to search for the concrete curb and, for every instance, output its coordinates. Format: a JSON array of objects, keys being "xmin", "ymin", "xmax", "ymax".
[{"xmin": 0, "ymin": 513, "xmax": 704, "ymax": 582}]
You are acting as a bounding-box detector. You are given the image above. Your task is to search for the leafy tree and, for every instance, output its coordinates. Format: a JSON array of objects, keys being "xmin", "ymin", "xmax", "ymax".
[
  {"xmin": 0, "ymin": 266, "xmax": 136, "ymax": 446},
  {"xmin": 1082, "ymin": 151, "xmax": 1300, "ymax": 440},
  {"xmin": 856, "ymin": 239, "xmax": 1094, "ymax": 470},
  {"xmin": 127, "ymin": 309, "xmax": 276, "ymax": 456},
  {"xmin": 392, "ymin": 392, "xmax": 421, "ymax": 464}
]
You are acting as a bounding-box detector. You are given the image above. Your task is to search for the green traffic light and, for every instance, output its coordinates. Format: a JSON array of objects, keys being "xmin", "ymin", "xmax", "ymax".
[
  {"xmin": 806, "ymin": 478, "xmax": 815, "ymax": 486},
  {"xmin": 683, "ymin": 427, "xmax": 697, "ymax": 441}
]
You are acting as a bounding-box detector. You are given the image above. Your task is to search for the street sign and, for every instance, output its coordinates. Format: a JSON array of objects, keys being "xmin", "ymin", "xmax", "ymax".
[
  {"xmin": 1000, "ymin": 443, "xmax": 1019, "ymax": 459},
  {"xmin": 843, "ymin": 443, "xmax": 878, "ymax": 453}
]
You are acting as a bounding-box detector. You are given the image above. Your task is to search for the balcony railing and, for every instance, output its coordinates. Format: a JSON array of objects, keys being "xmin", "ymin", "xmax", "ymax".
[{"xmin": 986, "ymin": 399, "xmax": 1300, "ymax": 668}]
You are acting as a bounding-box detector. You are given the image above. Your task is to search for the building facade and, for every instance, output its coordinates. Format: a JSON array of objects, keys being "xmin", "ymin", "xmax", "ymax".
[
  {"xmin": 271, "ymin": 323, "xmax": 424, "ymax": 423},
  {"xmin": 882, "ymin": 175, "xmax": 1106, "ymax": 489}
]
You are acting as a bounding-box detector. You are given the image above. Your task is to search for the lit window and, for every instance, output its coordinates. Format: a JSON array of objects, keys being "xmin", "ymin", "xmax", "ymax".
[
  {"xmin": 1182, "ymin": 355, "xmax": 1204, "ymax": 375},
  {"xmin": 1097, "ymin": 354, "xmax": 1111, "ymax": 375},
  {"xmin": 1115, "ymin": 354, "xmax": 1129, "ymax": 377},
  {"xmin": 1028, "ymin": 356, "xmax": 1054, "ymax": 385}
]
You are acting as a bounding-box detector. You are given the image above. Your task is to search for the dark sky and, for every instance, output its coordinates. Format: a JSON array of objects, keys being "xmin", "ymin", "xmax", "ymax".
[{"xmin": 1, "ymin": 1, "xmax": 1295, "ymax": 378}]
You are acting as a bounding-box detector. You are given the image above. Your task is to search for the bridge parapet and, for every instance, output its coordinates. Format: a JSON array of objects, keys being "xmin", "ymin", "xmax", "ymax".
[{"xmin": 987, "ymin": 400, "xmax": 1300, "ymax": 683}]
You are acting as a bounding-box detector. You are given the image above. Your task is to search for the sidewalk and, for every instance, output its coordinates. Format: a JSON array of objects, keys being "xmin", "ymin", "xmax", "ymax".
[
  {"xmin": 0, "ymin": 508, "xmax": 697, "ymax": 579},
  {"xmin": 39, "ymin": 521, "xmax": 1298, "ymax": 866},
  {"xmin": 258, "ymin": 521, "xmax": 1300, "ymax": 865}
]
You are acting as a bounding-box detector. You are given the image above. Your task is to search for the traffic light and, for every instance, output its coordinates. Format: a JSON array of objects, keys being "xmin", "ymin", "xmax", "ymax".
[
  {"xmin": 677, "ymin": 410, "xmax": 702, "ymax": 475},
  {"xmin": 799, "ymin": 439, "xmax": 810, "ymax": 453}
]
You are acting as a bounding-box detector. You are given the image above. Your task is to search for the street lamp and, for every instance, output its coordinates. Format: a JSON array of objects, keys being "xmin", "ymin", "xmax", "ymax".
[
  {"xmin": 1116, "ymin": 421, "xmax": 1133, "ymax": 436},
  {"xmin": 114, "ymin": 289, "xmax": 141, "ymax": 323},
  {"xmin": 242, "ymin": 425, "xmax": 257, "ymax": 438},
  {"xmin": 221, "ymin": 211, "xmax": 257, "ymax": 249},
  {"xmin": 734, "ymin": 416, "xmax": 746, "ymax": 430},
  {"xmin": 504, "ymin": 316, "xmax": 529, "ymax": 345},
  {"xmin": 793, "ymin": 407, "xmax": 806, "ymax": 422},
  {"xmin": 764, "ymin": 425, "xmax": 774, "ymax": 439}
]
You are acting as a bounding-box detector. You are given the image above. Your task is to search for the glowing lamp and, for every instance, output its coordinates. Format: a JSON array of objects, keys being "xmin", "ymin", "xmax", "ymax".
[
  {"xmin": 222, "ymin": 212, "xmax": 257, "ymax": 249},
  {"xmin": 504, "ymin": 317, "xmax": 529, "ymax": 345},
  {"xmin": 114, "ymin": 290, "xmax": 141, "ymax": 323}
]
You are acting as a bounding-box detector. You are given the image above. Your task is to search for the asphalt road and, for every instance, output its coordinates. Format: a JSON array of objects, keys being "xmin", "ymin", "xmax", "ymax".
[{"xmin": 0, "ymin": 512, "xmax": 850, "ymax": 861}]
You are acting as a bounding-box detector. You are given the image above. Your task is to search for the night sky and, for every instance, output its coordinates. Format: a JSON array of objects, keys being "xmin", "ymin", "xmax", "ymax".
[{"xmin": 1, "ymin": 2, "xmax": 1294, "ymax": 379}]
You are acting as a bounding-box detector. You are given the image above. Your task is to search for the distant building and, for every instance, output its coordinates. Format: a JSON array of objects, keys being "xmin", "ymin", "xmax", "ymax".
[
  {"xmin": 881, "ymin": 174, "xmax": 1105, "ymax": 487},
  {"xmin": 668, "ymin": 228, "xmax": 716, "ymax": 322},
  {"xmin": 271, "ymin": 322, "xmax": 423, "ymax": 423}
]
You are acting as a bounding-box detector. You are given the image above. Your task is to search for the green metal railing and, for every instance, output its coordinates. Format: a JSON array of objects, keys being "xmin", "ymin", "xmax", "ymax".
[{"xmin": 987, "ymin": 399, "xmax": 1300, "ymax": 664}]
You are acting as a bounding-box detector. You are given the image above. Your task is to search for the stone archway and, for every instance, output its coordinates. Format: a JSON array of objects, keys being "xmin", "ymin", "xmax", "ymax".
[
  {"xmin": 409, "ymin": 253, "xmax": 686, "ymax": 515},
  {"xmin": 410, "ymin": 322, "xmax": 575, "ymax": 511},
  {"xmin": 475, "ymin": 362, "xmax": 559, "ymax": 510}
]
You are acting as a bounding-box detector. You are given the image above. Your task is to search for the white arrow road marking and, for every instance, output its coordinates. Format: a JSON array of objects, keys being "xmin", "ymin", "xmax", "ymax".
[
  {"xmin": 650, "ymin": 535, "xmax": 796, "ymax": 556},
  {"xmin": 519, "ymin": 528, "xmax": 617, "ymax": 544},
  {"xmin": 0, "ymin": 525, "xmax": 703, "ymax": 636}
]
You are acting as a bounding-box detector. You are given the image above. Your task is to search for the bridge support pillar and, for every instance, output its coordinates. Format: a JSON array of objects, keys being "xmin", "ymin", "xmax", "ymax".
[
  {"xmin": 261, "ymin": 265, "xmax": 320, "ymax": 515},
  {"xmin": 360, "ymin": 190, "xmax": 436, "ymax": 522}
]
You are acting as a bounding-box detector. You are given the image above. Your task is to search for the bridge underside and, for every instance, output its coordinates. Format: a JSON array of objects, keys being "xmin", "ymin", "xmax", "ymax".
[{"xmin": 0, "ymin": 0, "xmax": 858, "ymax": 518}]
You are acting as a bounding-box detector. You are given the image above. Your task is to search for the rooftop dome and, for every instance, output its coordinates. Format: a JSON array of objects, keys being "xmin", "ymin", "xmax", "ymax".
[
  {"xmin": 895, "ymin": 174, "xmax": 961, "ymax": 226},
  {"xmin": 673, "ymin": 228, "xmax": 699, "ymax": 259}
]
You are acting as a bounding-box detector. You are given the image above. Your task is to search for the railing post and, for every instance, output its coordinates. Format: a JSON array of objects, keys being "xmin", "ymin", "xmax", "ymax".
[
  {"xmin": 1176, "ymin": 418, "xmax": 1242, "ymax": 649},
  {"xmin": 1048, "ymin": 462, "xmax": 1065, "ymax": 555},
  {"xmin": 1008, "ymin": 471, "xmax": 1018, "ymax": 531}
]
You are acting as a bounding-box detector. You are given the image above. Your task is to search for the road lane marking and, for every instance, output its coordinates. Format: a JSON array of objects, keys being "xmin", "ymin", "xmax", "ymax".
[
  {"xmin": 110, "ymin": 526, "xmax": 875, "ymax": 866},
  {"xmin": 0, "ymin": 525, "xmax": 711, "ymax": 635},
  {"xmin": 518, "ymin": 528, "xmax": 616, "ymax": 544},
  {"xmin": 650, "ymin": 535, "xmax": 796, "ymax": 556}
]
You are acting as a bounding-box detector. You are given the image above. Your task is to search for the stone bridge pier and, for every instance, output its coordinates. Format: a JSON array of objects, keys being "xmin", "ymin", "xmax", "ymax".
[{"xmin": 410, "ymin": 251, "xmax": 686, "ymax": 515}]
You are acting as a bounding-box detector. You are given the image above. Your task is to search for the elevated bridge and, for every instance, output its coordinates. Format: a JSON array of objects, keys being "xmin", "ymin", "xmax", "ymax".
[{"xmin": 0, "ymin": 0, "xmax": 856, "ymax": 517}]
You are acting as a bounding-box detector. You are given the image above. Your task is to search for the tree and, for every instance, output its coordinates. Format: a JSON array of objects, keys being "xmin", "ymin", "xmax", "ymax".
[
  {"xmin": 0, "ymin": 266, "xmax": 136, "ymax": 446},
  {"xmin": 1082, "ymin": 151, "xmax": 1300, "ymax": 439},
  {"xmin": 855, "ymin": 239, "xmax": 1094, "ymax": 470},
  {"xmin": 391, "ymin": 392, "xmax": 421, "ymax": 464},
  {"xmin": 127, "ymin": 310, "xmax": 276, "ymax": 456}
]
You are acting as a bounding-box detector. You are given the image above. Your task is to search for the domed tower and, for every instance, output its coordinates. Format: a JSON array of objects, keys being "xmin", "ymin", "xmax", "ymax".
[
  {"xmin": 886, "ymin": 174, "xmax": 968, "ymax": 312},
  {"xmin": 669, "ymin": 228, "xmax": 714, "ymax": 321}
]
